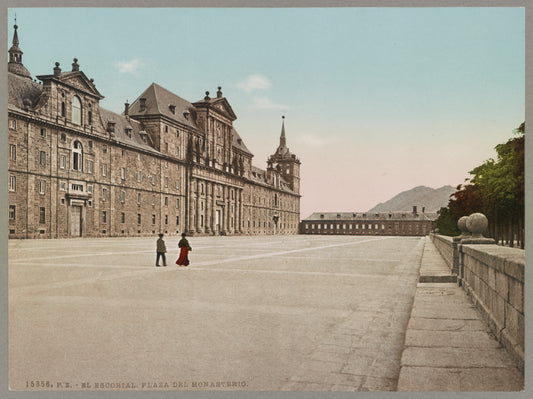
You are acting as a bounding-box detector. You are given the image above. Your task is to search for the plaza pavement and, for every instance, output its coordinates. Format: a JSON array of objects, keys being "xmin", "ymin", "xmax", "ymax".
[{"xmin": 8, "ymin": 234, "xmax": 523, "ymax": 391}]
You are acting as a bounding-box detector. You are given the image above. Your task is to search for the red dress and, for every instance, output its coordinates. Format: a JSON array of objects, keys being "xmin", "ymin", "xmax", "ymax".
[{"xmin": 176, "ymin": 238, "xmax": 191, "ymax": 266}]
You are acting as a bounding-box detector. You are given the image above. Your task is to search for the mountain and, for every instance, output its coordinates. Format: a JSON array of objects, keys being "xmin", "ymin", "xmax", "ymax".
[{"xmin": 367, "ymin": 185, "xmax": 456, "ymax": 213}]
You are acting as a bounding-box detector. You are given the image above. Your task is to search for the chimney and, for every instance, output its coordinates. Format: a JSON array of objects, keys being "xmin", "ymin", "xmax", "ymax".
[
  {"xmin": 53, "ymin": 62, "xmax": 61, "ymax": 77},
  {"xmin": 124, "ymin": 101, "xmax": 129, "ymax": 116},
  {"xmin": 413, "ymin": 206, "xmax": 418, "ymax": 214},
  {"xmin": 139, "ymin": 98, "xmax": 146, "ymax": 112}
]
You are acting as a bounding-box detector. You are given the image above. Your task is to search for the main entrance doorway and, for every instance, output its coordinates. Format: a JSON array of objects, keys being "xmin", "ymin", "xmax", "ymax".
[{"xmin": 70, "ymin": 206, "xmax": 82, "ymax": 237}]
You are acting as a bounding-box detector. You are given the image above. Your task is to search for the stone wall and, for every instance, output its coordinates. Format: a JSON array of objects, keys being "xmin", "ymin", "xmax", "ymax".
[{"xmin": 430, "ymin": 234, "xmax": 524, "ymax": 370}]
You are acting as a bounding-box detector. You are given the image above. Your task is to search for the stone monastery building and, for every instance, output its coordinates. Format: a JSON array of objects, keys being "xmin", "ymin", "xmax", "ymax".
[{"xmin": 7, "ymin": 24, "xmax": 301, "ymax": 239}]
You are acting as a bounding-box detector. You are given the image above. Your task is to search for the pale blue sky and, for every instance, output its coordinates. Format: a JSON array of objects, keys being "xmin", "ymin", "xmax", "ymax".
[{"xmin": 8, "ymin": 7, "xmax": 525, "ymax": 216}]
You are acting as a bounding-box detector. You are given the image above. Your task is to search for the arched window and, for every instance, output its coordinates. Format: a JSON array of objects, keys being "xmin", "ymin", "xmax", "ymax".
[
  {"xmin": 72, "ymin": 96, "xmax": 82, "ymax": 125},
  {"xmin": 72, "ymin": 140, "xmax": 83, "ymax": 171}
]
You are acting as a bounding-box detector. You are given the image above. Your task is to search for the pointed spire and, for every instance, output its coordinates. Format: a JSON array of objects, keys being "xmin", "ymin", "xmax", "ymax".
[
  {"xmin": 8, "ymin": 20, "xmax": 32, "ymax": 79},
  {"xmin": 280, "ymin": 115, "xmax": 287, "ymax": 148}
]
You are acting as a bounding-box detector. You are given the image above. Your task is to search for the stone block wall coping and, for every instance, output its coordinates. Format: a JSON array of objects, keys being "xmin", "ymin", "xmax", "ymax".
[{"xmin": 460, "ymin": 244, "xmax": 524, "ymax": 283}]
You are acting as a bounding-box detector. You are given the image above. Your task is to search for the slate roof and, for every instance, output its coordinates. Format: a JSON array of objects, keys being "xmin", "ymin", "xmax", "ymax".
[
  {"xmin": 8, "ymin": 72, "xmax": 42, "ymax": 111},
  {"xmin": 128, "ymin": 83, "xmax": 199, "ymax": 130},
  {"xmin": 303, "ymin": 212, "xmax": 438, "ymax": 221},
  {"xmin": 232, "ymin": 127, "xmax": 252, "ymax": 155},
  {"xmin": 98, "ymin": 107, "xmax": 159, "ymax": 153},
  {"xmin": 249, "ymin": 166, "xmax": 294, "ymax": 193}
]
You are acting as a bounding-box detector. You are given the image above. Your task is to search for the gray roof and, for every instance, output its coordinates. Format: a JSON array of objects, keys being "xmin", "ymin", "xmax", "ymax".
[
  {"xmin": 249, "ymin": 166, "xmax": 294, "ymax": 194},
  {"xmin": 8, "ymin": 72, "xmax": 42, "ymax": 111},
  {"xmin": 232, "ymin": 127, "xmax": 252, "ymax": 155},
  {"xmin": 303, "ymin": 212, "xmax": 438, "ymax": 221},
  {"xmin": 98, "ymin": 107, "xmax": 159, "ymax": 154},
  {"xmin": 128, "ymin": 83, "xmax": 199, "ymax": 130}
]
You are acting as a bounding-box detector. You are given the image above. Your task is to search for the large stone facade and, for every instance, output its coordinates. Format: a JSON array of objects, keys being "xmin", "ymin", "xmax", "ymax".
[{"xmin": 7, "ymin": 25, "xmax": 301, "ymax": 239}]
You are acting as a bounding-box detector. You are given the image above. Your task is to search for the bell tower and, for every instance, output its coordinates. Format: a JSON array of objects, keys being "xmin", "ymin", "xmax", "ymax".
[{"xmin": 268, "ymin": 116, "xmax": 301, "ymax": 194}]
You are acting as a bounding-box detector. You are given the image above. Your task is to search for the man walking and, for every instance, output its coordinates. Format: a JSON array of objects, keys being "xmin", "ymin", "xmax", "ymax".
[{"xmin": 156, "ymin": 233, "xmax": 167, "ymax": 267}]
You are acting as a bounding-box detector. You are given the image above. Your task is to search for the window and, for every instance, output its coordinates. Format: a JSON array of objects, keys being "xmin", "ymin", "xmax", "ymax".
[
  {"xmin": 72, "ymin": 96, "xmax": 82, "ymax": 125},
  {"xmin": 176, "ymin": 216, "xmax": 180, "ymax": 226},
  {"xmin": 121, "ymin": 168, "xmax": 126, "ymax": 180},
  {"xmin": 102, "ymin": 163, "xmax": 108, "ymax": 177},
  {"xmin": 122, "ymin": 149, "xmax": 126, "ymax": 157},
  {"xmin": 176, "ymin": 198, "xmax": 180, "ymax": 209},
  {"xmin": 40, "ymin": 151, "xmax": 46, "ymax": 166},
  {"xmin": 40, "ymin": 128, "xmax": 46, "ymax": 138},
  {"xmin": 87, "ymin": 159, "xmax": 94, "ymax": 174},
  {"xmin": 102, "ymin": 188, "xmax": 107, "ymax": 201},
  {"xmin": 9, "ymin": 205, "xmax": 16, "ymax": 221},
  {"xmin": 9, "ymin": 119, "xmax": 17, "ymax": 129},
  {"xmin": 164, "ymin": 177, "xmax": 168, "ymax": 188},
  {"xmin": 165, "ymin": 215, "xmax": 168, "ymax": 225},
  {"xmin": 10, "ymin": 144, "xmax": 16, "ymax": 160},
  {"xmin": 103, "ymin": 145, "xmax": 108, "ymax": 154},
  {"xmin": 164, "ymin": 196, "xmax": 168, "ymax": 206},
  {"xmin": 39, "ymin": 180, "xmax": 46, "ymax": 195},
  {"xmin": 88, "ymin": 111, "xmax": 92, "ymax": 125},
  {"xmin": 121, "ymin": 212, "xmax": 125, "ymax": 223},
  {"xmin": 60, "ymin": 155, "xmax": 66, "ymax": 169},
  {"xmin": 125, "ymin": 128, "xmax": 132, "ymax": 138},
  {"xmin": 60, "ymin": 133, "xmax": 66, "ymax": 142},
  {"xmin": 152, "ymin": 195, "xmax": 156, "ymax": 206},
  {"xmin": 152, "ymin": 175, "xmax": 156, "ymax": 185},
  {"xmin": 121, "ymin": 190, "xmax": 125, "ymax": 203},
  {"xmin": 137, "ymin": 214, "xmax": 141, "ymax": 225},
  {"xmin": 61, "ymin": 102, "xmax": 66, "ymax": 117},
  {"xmin": 137, "ymin": 193, "xmax": 142, "ymax": 205},
  {"xmin": 102, "ymin": 211, "xmax": 107, "ymax": 224},
  {"xmin": 39, "ymin": 207, "xmax": 46, "ymax": 224},
  {"xmin": 72, "ymin": 141, "xmax": 83, "ymax": 171},
  {"xmin": 152, "ymin": 214, "xmax": 156, "ymax": 225},
  {"xmin": 137, "ymin": 171, "xmax": 142, "ymax": 182},
  {"xmin": 60, "ymin": 181, "xmax": 66, "ymax": 191},
  {"xmin": 87, "ymin": 185, "xmax": 93, "ymax": 193}
]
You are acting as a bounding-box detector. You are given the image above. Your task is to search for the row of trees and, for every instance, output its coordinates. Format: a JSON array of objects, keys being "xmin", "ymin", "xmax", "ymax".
[{"xmin": 435, "ymin": 122, "xmax": 524, "ymax": 248}]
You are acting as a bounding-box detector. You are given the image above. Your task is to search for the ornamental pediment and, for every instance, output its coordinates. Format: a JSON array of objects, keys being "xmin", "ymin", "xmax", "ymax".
[
  {"xmin": 211, "ymin": 98, "xmax": 237, "ymax": 120},
  {"xmin": 60, "ymin": 72, "xmax": 104, "ymax": 99}
]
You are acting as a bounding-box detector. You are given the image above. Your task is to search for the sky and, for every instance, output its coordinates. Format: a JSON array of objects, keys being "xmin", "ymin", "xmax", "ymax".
[{"xmin": 7, "ymin": 7, "xmax": 525, "ymax": 218}]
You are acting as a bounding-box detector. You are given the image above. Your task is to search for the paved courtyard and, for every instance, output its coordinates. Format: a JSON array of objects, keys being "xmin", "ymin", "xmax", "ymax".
[{"xmin": 9, "ymin": 234, "xmax": 426, "ymax": 391}]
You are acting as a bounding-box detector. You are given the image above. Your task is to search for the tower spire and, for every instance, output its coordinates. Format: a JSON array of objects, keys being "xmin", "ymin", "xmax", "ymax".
[
  {"xmin": 8, "ymin": 19, "xmax": 32, "ymax": 79},
  {"xmin": 280, "ymin": 115, "xmax": 287, "ymax": 148}
]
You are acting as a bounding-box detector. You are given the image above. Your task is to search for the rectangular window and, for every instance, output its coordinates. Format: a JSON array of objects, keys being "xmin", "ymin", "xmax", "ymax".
[
  {"xmin": 137, "ymin": 214, "xmax": 141, "ymax": 225},
  {"xmin": 122, "ymin": 149, "xmax": 125, "ymax": 157},
  {"xmin": 60, "ymin": 155, "xmax": 66, "ymax": 169},
  {"xmin": 9, "ymin": 119, "xmax": 17, "ymax": 129},
  {"xmin": 9, "ymin": 175, "xmax": 16, "ymax": 191},
  {"xmin": 40, "ymin": 128, "xmax": 46, "ymax": 138},
  {"xmin": 165, "ymin": 177, "xmax": 168, "ymax": 188},
  {"xmin": 9, "ymin": 144, "xmax": 16, "ymax": 160},
  {"xmin": 40, "ymin": 151, "xmax": 46, "ymax": 166},
  {"xmin": 87, "ymin": 185, "xmax": 93, "ymax": 194},
  {"xmin": 102, "ymin": 164, "xmax": 108, "ymax": 177},
  {"xmin": 176, "ymin": 216, "xmax": 180, "ymax": 225},
  {"xmin": 88, "ymin": 140, "xmax": 93, "ymax": 149},
  {"xmin": 102, "ymin": 188, "xmax": 107, "ymax": 201},
  {"xmin": 9, "ymin": 205, "xmax": 16, "ymax": 221},
  {"xmin": 87, "ymin": 159, "xmax": 94, "ymax": 174},
  {"xmin": 39, "ymin": 207, "xmax": 46, "ymax": 224},
  {"xmin": 39, "ymin": 180, "xmax": 46, "ymax": 195},
  {"xmin": 121, "ymin": 212, "xmax": 125, "ymax": 223},
  {"xmin": 121, "ymin": 190, "xmax": 126, "ymax": 203},
  {"xmin": 88, "ymin": 111, "xmax": 92, "ymax": 125},
  {"xmin": 152, "ymin": 214, "xmax": 156, "ymax": 225},
  {"xmin": 102, "ymin": 211, "xmax": 107, "ymax": 224},
  {"xmin": 103, "ymin": 145, "xmax": 108, "ymax": 153},
  {"xmin": 176, "ymin": 198, "xmax": 180, "ymax": 209},
  {"xmin": 60, "ymin": 181, "xmax": 67, "ymax": 191},
  {"xmin": 60, "ymin": 133, "xmax": 66, "ymax": 142},
  {"xmin": 137, "ymin": 193, "xmax": 142, "ymax": 205},
  {"xmin": 137, "ymin": 171, "xmax": 142, "ymax": 183},
  {"xmin": 164, "ymin": 196, "xmax": 168, "ymax": 206},
  {"xmin": 165, "ymin": 215, "xmax": 168, "ymax": 225},
  {"xmin": 121, "ymin": 168, "xmax": 126, "ymax": 180},
  {"xmin": 152, "ymin": 195, "xmax": 156, "ymax": 206}
]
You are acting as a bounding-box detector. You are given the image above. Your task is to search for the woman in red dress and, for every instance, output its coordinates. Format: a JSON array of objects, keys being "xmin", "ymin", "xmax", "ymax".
[{"xmin": 176, "ymin": 233, "xmax": 192, "ymax": 266}]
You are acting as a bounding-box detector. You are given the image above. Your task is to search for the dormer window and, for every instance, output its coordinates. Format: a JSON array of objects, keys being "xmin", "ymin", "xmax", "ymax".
[
  {"xmin": 169, "ymin": 105, "xmax": 176, "ymax": 114},
  {"xmin": 125, "ymin": 128, "xmax": 132, "ymax": 138},
  {"xmin": 72, "ymin": 96, "xmax": 82, "ymax": 125}
]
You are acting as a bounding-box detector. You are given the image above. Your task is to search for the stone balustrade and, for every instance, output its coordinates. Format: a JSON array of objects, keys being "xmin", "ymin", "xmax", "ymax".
[{"xmin": 429, "ymin": 212, "xmax": 524, "ymax": 370}]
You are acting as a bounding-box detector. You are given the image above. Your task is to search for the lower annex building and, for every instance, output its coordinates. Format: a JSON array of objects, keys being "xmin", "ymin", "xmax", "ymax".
[
  {"xmin": 7, "ymin": 24, "xmax": 301, "ymax": 239},
  {"xmin": 299, "ymin": 207, "xmax": 437, "ymax": 236}
]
